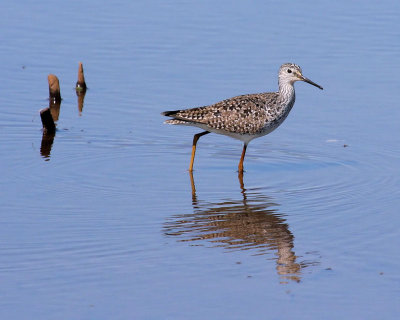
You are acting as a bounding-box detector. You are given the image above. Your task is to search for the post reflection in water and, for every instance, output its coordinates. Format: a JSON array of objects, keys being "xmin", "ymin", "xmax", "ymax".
[
  {"xmin": 76, "ymin": 87, "xmax": 86, "ymax": 116},
  {"xmin": 40, "ymin": 89, "xmax": 87, "ymax": 159},
  {"xmin": 40, "ymin": 99, "xmax": 60, "ymax": 160},
  {"xmin": 164, "ymin": 172, "xmax": 319, "ymax": 283},
  {"xmin": 40, "ymin": 130, "xmax": 55, "ymax": 160}
]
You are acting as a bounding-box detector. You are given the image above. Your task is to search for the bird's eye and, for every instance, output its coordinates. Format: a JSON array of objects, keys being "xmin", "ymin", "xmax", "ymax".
[{"xmin": 287, "ymin": 69, "xmax": 292, "ymax": 73}]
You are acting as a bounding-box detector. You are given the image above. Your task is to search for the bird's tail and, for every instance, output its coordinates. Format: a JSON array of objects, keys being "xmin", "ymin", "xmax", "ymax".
[
  {"xmin": 161, "ymin": 110, "xmax": 180, "ymax": 117},
  {"xmin": 161, "ymin": 110, "xmax": 189, "ymax": 124}
]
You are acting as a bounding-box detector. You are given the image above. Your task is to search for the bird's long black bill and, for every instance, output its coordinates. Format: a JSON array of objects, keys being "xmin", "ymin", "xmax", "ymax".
[{"xmin": 303, "ymin": 77, "xmax": 323, "ymax": 90}]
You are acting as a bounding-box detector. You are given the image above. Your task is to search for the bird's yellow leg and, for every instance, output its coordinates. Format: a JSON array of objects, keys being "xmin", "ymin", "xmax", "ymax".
[
  {"xmin": 189, "ymin": 131, "xmax": 209, "ymax": 171},
  {"xmin": 238, "ymin": 143, "xmax": 248, "ymax": 173}
]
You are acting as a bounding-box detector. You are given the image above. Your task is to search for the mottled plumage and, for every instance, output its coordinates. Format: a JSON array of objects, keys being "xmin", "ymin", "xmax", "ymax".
[
  {"xmin": 164, "ymin": 92, "xmax": 285, "ymax": 136},
  {"xmin": 162, "ymin": 63, "xmax": 323, "ymax": 172}
]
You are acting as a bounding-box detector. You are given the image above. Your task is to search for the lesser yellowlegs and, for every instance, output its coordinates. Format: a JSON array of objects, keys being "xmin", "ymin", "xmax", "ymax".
[{"xmin": 162, "ymin": 63, "xmax": 323, "ymax": 172}]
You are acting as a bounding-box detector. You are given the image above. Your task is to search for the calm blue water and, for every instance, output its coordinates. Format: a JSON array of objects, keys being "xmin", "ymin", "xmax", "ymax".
[{"xmin": 1, "ymin": 1, "xmax": 399, "ymax": 319}]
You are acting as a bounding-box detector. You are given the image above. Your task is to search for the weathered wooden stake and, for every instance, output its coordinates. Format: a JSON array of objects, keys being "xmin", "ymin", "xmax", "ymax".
[
  {"xmin": 75, "ymin": 62, "xmax": 87, "ymax": 91},
  {"xmin": 48, "ymin": 74, "xmax": 61, "ymax": 102},
  {"xmin": 40, "ymin": 107, "xmax": 56, "ymax": 134}
]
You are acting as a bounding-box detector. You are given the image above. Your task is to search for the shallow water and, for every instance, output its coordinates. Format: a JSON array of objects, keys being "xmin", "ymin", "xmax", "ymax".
[{"xmin": 1, "ymin": 1, "xmax": 400, "ymax": 319}]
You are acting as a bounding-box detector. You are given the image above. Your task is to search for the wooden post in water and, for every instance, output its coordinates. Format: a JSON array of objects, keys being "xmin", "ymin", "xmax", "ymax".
[
  {"xmin": 47, "ymin": 74, "xmax": 62, "ymax": 120},
  {"xmin": 75, "ymin": 62, "xmax": 87, "ymax": 91},
  {"xmin": 48, "ymin": 74, "xmax": 62, "ymax": 102},
  {"xmin": 40, "ymin": 107, "xmax": 56, "ymax": 134},
  {"xmin": 40, "ymin": 74, "xmax": 62, "ymax": 159},
  {"xmin": 76, "ymin": 62, "xmax": 87, "ymax": 115}
]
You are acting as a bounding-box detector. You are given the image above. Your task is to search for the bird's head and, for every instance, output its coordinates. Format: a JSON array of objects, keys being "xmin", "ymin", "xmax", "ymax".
[{"xmin": 279, "ymin": 63, "xmax": 323, "ymax": 90}]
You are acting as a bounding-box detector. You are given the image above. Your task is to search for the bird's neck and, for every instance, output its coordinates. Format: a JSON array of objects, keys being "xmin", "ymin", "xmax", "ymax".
[{"xmin": 278, "ymin": 81, "xmax": 296, "ymax": 105}]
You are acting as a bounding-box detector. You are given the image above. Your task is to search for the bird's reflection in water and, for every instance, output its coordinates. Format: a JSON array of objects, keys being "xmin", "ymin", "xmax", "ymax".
[{"xmin": 164, "ymin": 172, "xmax": 319, "ymax": 283}]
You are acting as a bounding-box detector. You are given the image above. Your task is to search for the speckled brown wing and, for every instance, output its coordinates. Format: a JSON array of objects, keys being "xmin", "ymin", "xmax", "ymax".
[{"xmin": 163, "ymin": 92, "xmax": 279, "ymax": 135}]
